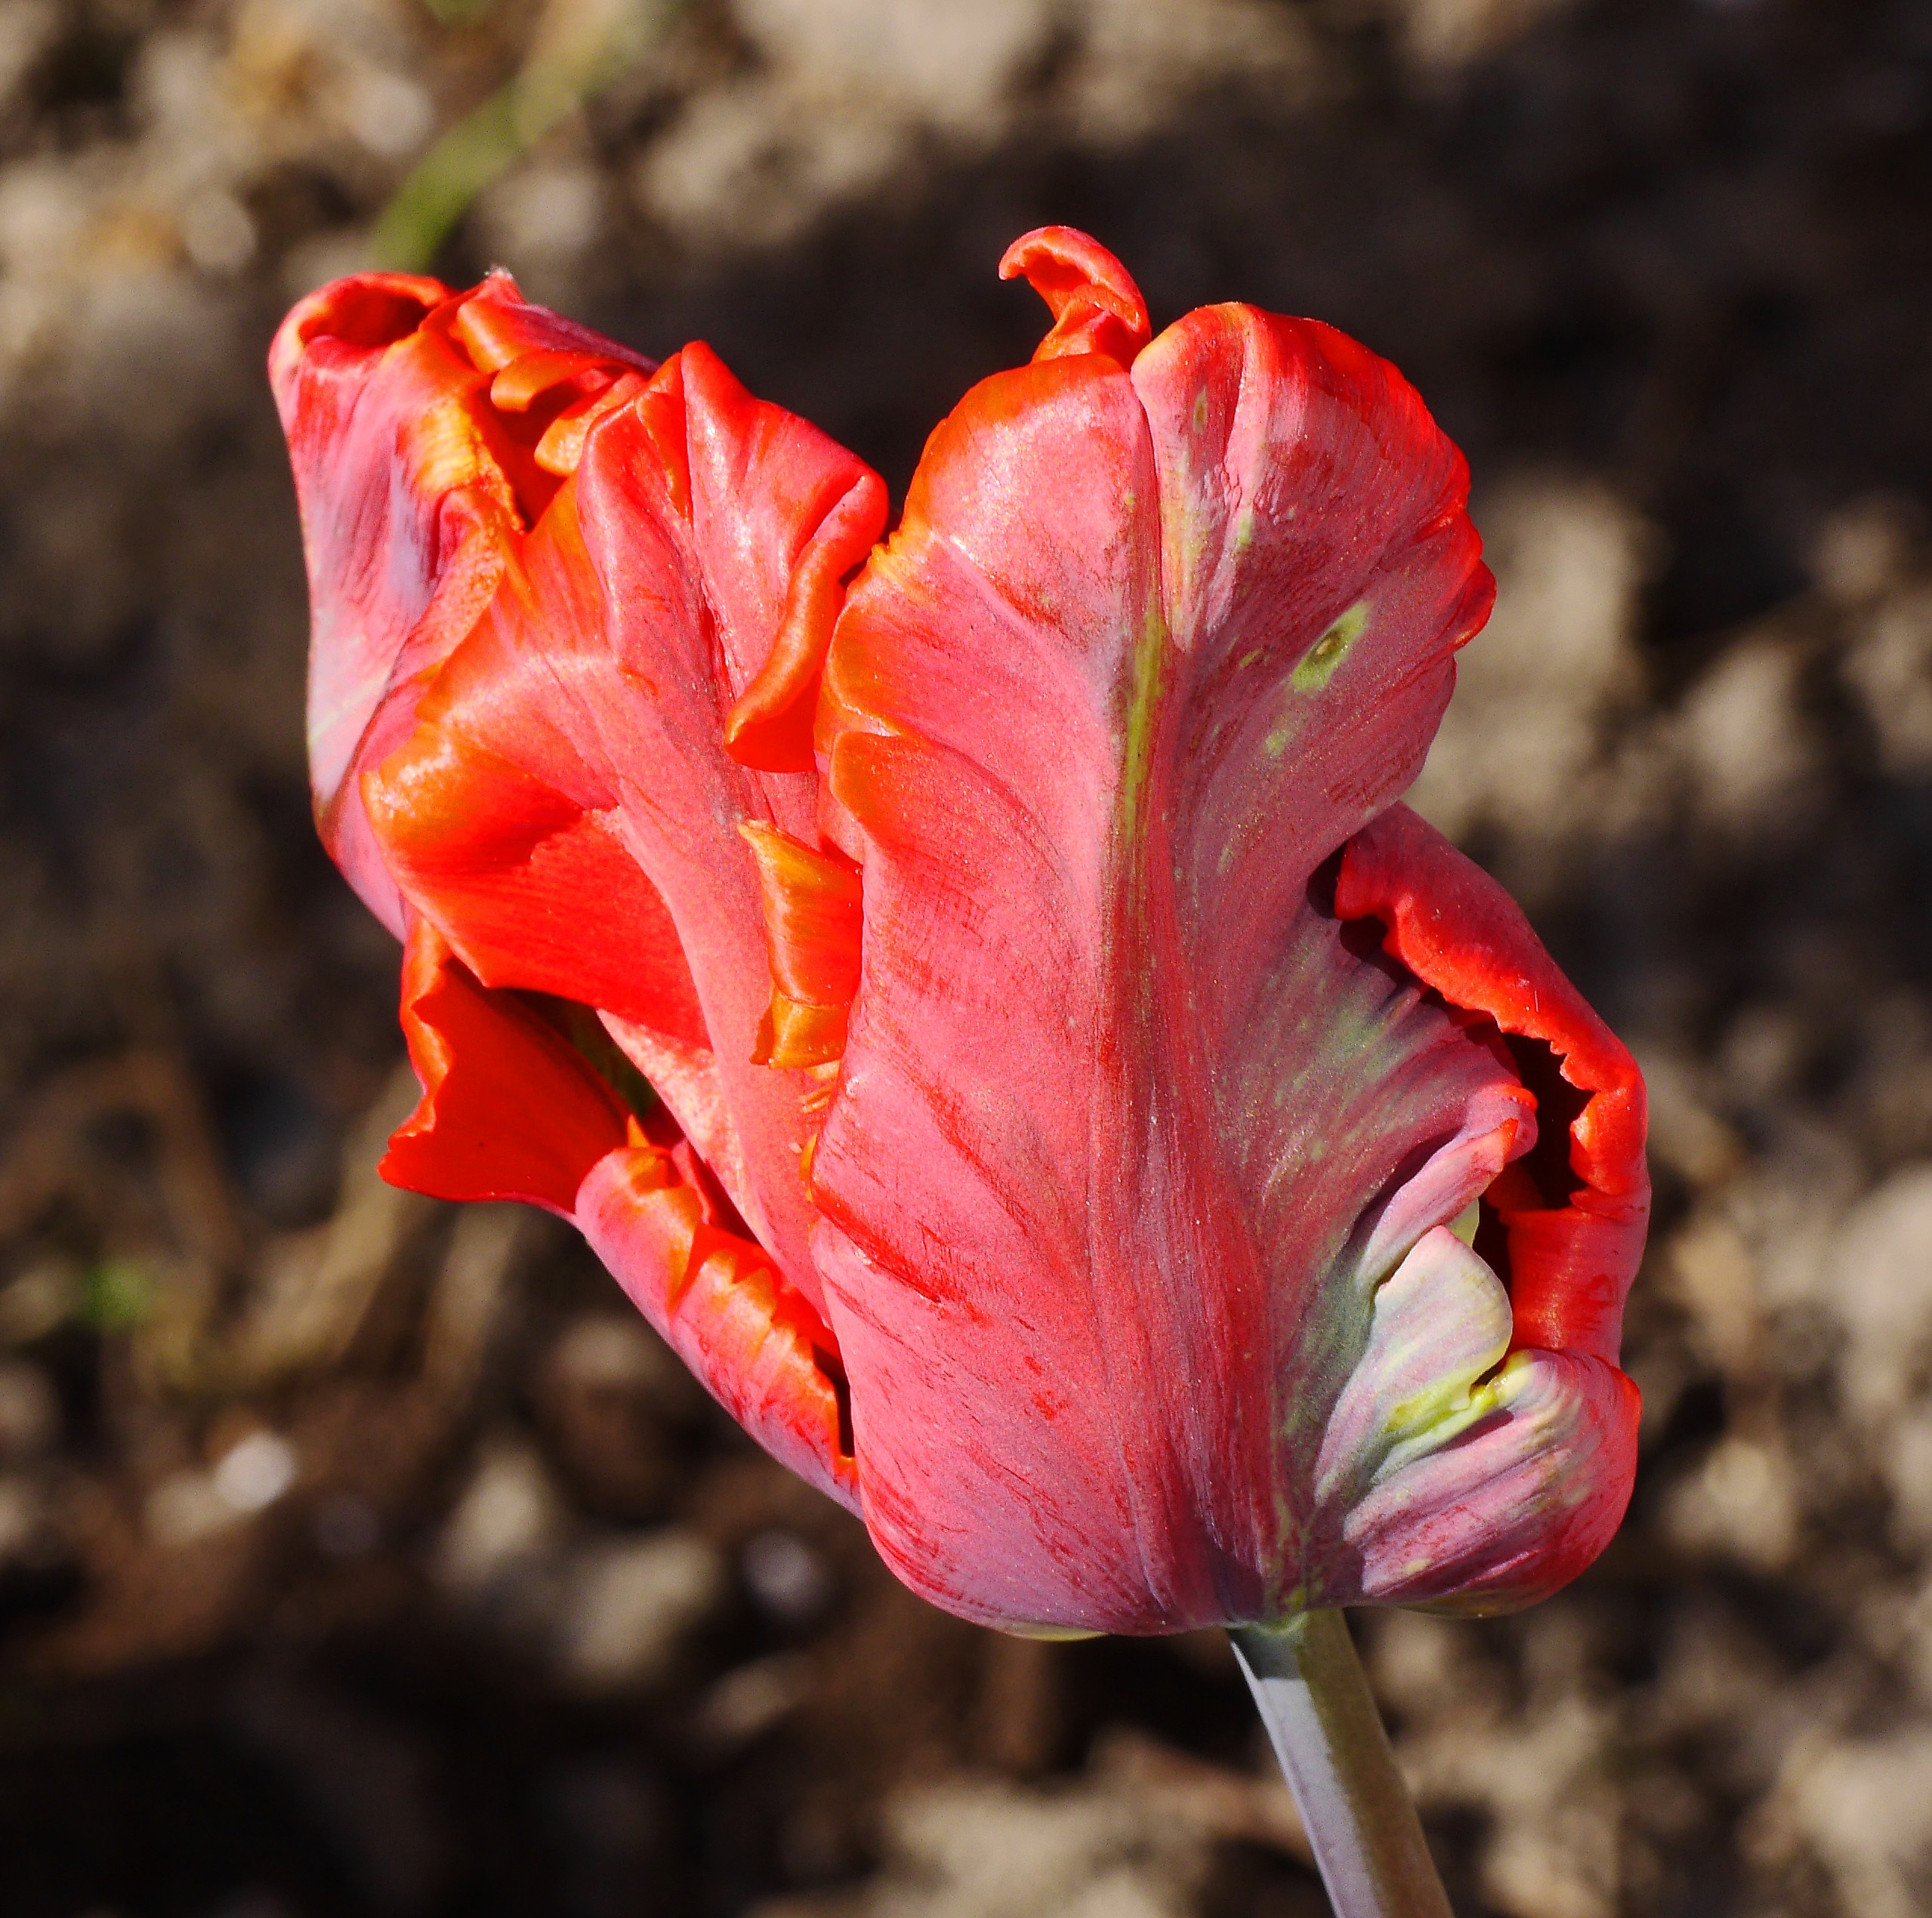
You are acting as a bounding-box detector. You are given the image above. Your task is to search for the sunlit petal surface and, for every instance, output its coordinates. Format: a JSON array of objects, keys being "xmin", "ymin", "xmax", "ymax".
[{"xmin": 276, "ymin": 230, "xmax": 1647, "ymax": 1636}]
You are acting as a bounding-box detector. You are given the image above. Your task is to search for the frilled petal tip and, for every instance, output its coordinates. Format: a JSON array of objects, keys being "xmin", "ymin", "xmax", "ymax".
[
  {"xmin": 579, "ymin": 1149, "xmax": 861, "ymax": 1512},
  {"xmin": 1336, "ymin": 803, "xmax": 1650, "ymax": 1368},
  {"xmin": 273, "ymin": 269, "xmax": 657, "ymax": 936},
  {"xmin": 998, "ymin": 225, "xmax": 1153, "ymax": 367},
  {"xmin": 1307, "ymin": 801, "xmax": 1650, "ymax": 1611}
]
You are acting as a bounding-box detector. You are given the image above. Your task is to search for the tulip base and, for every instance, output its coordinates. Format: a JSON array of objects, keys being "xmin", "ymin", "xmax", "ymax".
[{"xmin": 1230, "ymin": 1610, "xmax": 1452, "ymax": 1918}]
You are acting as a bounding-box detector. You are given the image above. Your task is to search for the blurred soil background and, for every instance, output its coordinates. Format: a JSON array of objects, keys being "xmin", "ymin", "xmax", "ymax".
[{"xmin": 4, "ymin": 0, "xmax": 1932, "ymax": 1912}]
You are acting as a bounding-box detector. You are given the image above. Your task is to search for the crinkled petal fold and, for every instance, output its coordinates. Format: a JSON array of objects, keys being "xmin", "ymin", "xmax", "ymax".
[
  {"xmin": 579, "ymin": 1146, "xmax": 860, "ymax": 1513},
  {"xmin": 1336, "ymin": 803, "xmax": 1650, "ymax": 1364},
  {"xmin": 363, "ymin": 342, "xmax": 884, "ymax": 1309},
  {"xmin": 1313, "ymin": 1226, "xmax": 1639, "ymax": 1612},
  {"xmin": 383, "ymin": 915, "xmax": 631, "ymax": 1213},
  {"xmin": 272, "ymin": 271, "xmax": 652, "ymax": 934},
  {"xmin": 384, "ymin": 920, "xmax": 859, "ymax": 1509},
  {"xmin": 277, "ymin": 276, "xmax": 884, "ymax": 1502}
]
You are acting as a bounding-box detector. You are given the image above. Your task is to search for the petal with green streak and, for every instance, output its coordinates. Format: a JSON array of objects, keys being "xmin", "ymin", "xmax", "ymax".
[
  {"xmin": 1310, "ymin": 1225, "xmax": 1637, "ymax": 1611},
  {"xmin": 812, "ymin": 276, "xmax": 1519, "ymax": 1634}
]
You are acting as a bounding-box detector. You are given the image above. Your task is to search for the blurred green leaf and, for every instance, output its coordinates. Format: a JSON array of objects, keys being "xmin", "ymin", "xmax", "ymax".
[
  {"xmin": 423, "ymin": 0, "xmax": 501, "ymax": 26},
  {"xmin": 372, "ymin": 0, "xmax": 678, "ymax": 273},
  {"xmin": 82, "ymin": 1259, "xmax": 154, "ymax": 1333},
  {"xmin": 370, "ymin": 88, "xmax": 522, "ymax": 271}
]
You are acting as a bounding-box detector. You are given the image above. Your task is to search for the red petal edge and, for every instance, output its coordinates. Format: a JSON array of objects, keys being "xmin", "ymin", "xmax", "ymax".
[
  {"xmin": 382, "ymin": 920, "xmax": 860, "ymax": 1512},
  {"xmin": 998, "ymin": 225, "xmax": 1153, "ymax": 368},
  {"xmin": 1335, "ymin": 803, "xmax": 1650, "ymax": 1366},
  {"xmin": 382, "ymin": 916, "xmax": 630, "ymax": 1213},
  {"xmin": 578, "ymin": 1150, "xmax": 862, "ymax": 1513}
]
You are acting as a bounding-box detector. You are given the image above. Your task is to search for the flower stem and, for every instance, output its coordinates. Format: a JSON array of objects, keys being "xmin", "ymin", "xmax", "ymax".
[{"xmin": 1230, "ymin": 1610, "xmax": 1452, "ymax": 1918}]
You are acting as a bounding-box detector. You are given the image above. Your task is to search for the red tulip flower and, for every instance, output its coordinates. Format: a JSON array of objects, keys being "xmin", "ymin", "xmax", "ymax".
[{"xmin": 273, "ymin": 227, "xmax": 1647, "ymax": 1914}]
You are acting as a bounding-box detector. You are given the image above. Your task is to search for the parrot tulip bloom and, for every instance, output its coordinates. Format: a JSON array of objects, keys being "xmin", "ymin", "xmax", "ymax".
[{"xmin": 272, "ymin": 230, "xmax": 1647, "ymax": 1641}]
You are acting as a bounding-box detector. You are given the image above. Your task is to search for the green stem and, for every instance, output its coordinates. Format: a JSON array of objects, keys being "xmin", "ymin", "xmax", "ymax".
[
  {"xmin": 369, "ymin": 88, "xmax": 523, "ymax": 272},
  {"xmin": 1230, "ymin": 1610, "xmax": 1452, "ymax": 1918},
  {"xmin": 369, "ymin": 0, "xmax": 687, "ymax": 273}
]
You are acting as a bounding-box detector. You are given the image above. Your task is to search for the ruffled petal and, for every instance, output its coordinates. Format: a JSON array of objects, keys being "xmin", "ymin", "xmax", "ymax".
[
  {"xmin": 811, "ymin": 235, "xmax": 1519, "ymax": 1633},
  {"xmin": 282, "ymin": 274, "xmax": 888, "ymax": 1496},
  {"xmin": 998, "ymin": 226, "xmax": 1152, "ymax": 368},
  {"xmin": 1312, "ymin": 1226, "xmax": 1639, "ymax": 1611},
  {"xmin": 447, "ymin": 271, "xmax": 656, "ymax": 379},
  {"xmin": 725, "ymin": 452, "xmax": 890, "ymax": 775},
  {"xmin": 382, "ymin": 917, "xmax": 631, "ymax": 1213},
  {"xmin": 1350, "ymin": 1351, "xmax": 1638, "ymax": 1614},
  {"xmin": 740, "ymin": 823, "xmax": 863, "ymax": 1068},
  {"xmin": 363, "ymin": 509, "xmax": 708, "ymax": 1050},
  {"xmin": 272, "ymin": 270, "xmax": 658, "ymax": 936},
  {"xmin": 273, "ymin": 275, "xmax": 514, "ymax": 933},
  {"xmin": 381, "ymin": 922, "xmax": 861, "ymax": 1510},
  {"xmin": 368, "ymin": 344, "xmax": 886, "ymax": 1313},
  {"xmin": 579, "ymin": 1146, "xmax": 860, "ymax": 1512},
  {"xmin": 1335, "ymin": 803, "xmax": 1650, "ymax": 1366}
]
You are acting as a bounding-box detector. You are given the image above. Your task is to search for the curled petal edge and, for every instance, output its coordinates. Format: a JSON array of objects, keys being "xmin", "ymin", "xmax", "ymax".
[
  {"xmin": 578, "ymin": 1149, "xmax": 861, "ymax": 1512},
  {"xmin": 740, "ymin": 823, "xmax": 863, "ymax": 1069},
  {"xmin": 1336, "ymin": 803, "xmax": 1650, "ymax": 1367},
  {"xmin": 999, "ymin": 225, "xmax": 1153, "ymax": 367},
  {"xmin": 1316, "ymin": 1226, "xmax": 1640, "ymax": 1614},
  {"xmin": 725, "ymin": 466, "xmax": 890, "ymax": 775},
  {"xmin": 381, "ymin": 923, "xmax": 860, "ymax": 1512},
  {"xmin": 366, "ymin": 730, "xmax": 711, "ymax": 1051},
  {"xmin": 382, "ymin": 917, "xmax": 631, "ymax": 1213},
  {"xmin": 273, "ymin": 270, "xmax": 663, "ymax": 936}
]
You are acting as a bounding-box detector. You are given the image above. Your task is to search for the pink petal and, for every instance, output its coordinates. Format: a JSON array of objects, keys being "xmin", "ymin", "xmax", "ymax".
[
  {"xmin": 811, "ymin": 237, "xmax": 1517, "ymax": 1633},
  {"xmin": 1337, "ymin": 803, "xmax": 1650, "ymax": 1365},
  {"xmin": 272, "ymin": 270, "xmax": 658, "ymax": 935},
  {"xmin": 368, "ymin": 346, "xmax": 885, "ymax": 1312},
  {"xmin": 579, "ymin": 1146, "xmax": 860, "ymax": 1513},
  {"xmin": 381, "ymin": 916, "xmax": 631, "ymax": 1213},
  {"xmin": 1313, "ymin": 1226, "xmax": 1639, "ymax": 1611}
]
